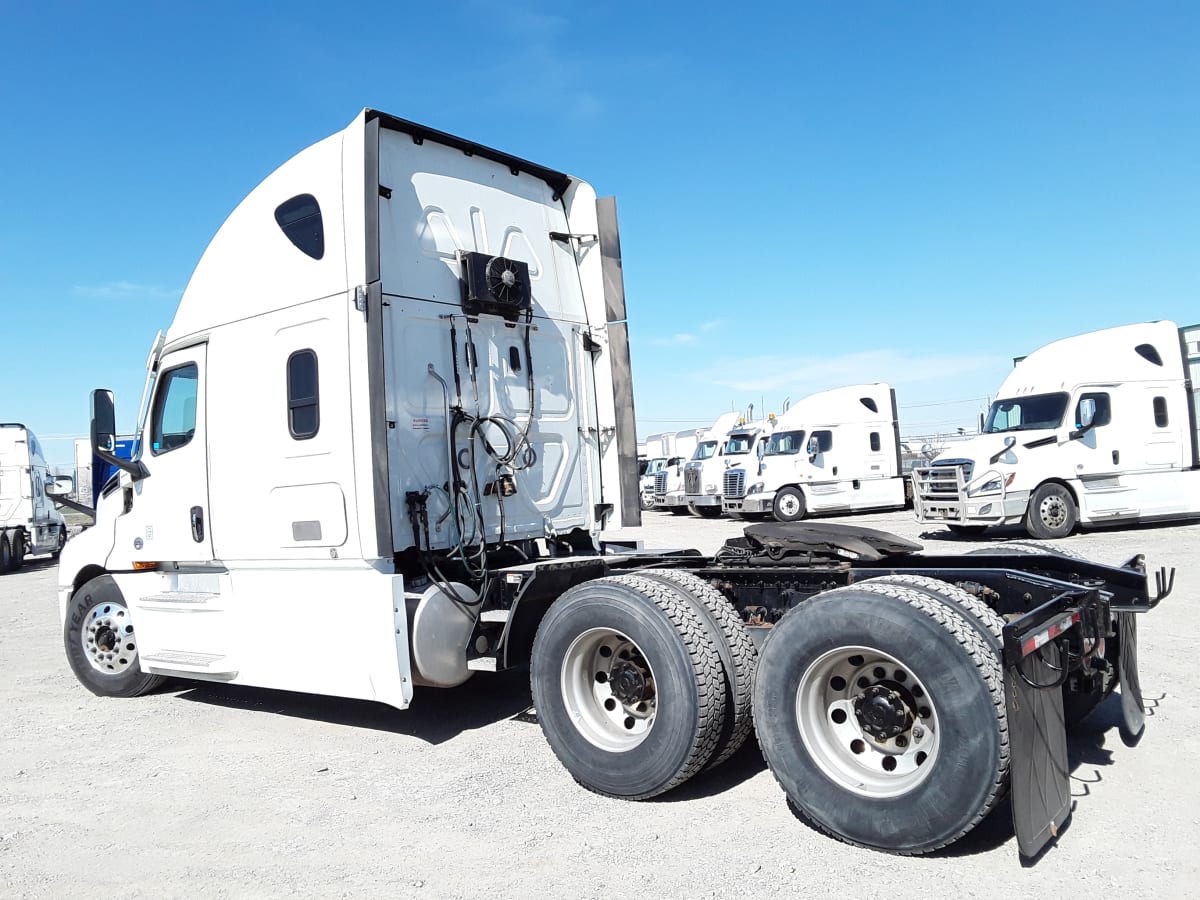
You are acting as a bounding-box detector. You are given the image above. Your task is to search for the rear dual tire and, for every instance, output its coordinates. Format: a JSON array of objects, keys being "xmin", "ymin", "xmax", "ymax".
[
  {"xmin": 531, "ymin": 576, "xmax": 726, "ymax": 799},
  {"xmin": 753, "ymin": 581, "xmax": 1008, "ymax": 854}
]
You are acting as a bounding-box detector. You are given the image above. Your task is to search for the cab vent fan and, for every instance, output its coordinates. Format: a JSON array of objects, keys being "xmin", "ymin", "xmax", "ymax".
[{"xmin": 461, "ymin": 252, "xmax": 532, "ymax": 322}]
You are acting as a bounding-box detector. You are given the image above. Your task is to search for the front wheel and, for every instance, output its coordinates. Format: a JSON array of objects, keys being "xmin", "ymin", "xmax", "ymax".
[
  {"xmin": 753, "ymin": 584, "xmax": 1008, "ymax": 854},
  {"xmin": 1024, "ymin": 483, "xmax": 1076, "ymax": 539},
  {"xmin": 693, "ymin": 505, "xmax": 722, "ymax": 519},
  {"xmin": 772, "ymin": 487, "xmax": 807, "ymax": 523},
  {"xmin": 50, "ymin": 526, "xmax": 67, "ymax": 560},
  {"xmin": 64, "ymin": 575, "xmax": 165, "ymax": 698},
  {"xmin": 530, "ymin": 575, "xmax": 726, "ymax": 799},
  {"xmin": 9, "ymin": 529, "xmax": 25, "ymax": 570}
]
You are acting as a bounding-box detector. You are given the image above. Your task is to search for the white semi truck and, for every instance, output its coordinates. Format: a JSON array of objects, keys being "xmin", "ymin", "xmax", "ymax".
[
  {"xmin": 650, "ymin": 428, "xmax": 701, "ymax": 513},
  {"xmin": 721, "ymin": 384, "xmax": 908, "ymax": 522},
  {"xmin": 1, "ymin": 423, "xmax": 70, "ymax": 572},
  {"xmin": 683, "ymin": 411, "xmax": 742, "ymax": 517},
  {"xmin": 913, "ymin": 321, "xmax": 1200, "ymax": 539},
  {"xmin": 59, "ymin": 109, "xmax": 1169, "ymax": 859}
]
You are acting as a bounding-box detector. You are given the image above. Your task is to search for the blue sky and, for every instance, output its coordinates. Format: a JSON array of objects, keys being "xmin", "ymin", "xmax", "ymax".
[{"xmin": 1, "ymin": 2, "xmax": 1196, "ymax": 466}]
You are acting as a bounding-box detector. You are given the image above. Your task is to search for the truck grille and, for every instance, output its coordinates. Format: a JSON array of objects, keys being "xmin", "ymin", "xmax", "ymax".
[
  {"xmin": 684, "ymin": 467, "xmax": 701, "ymax": 495},
  {"xmin": 724, "ymin": 470, "xmax": 745, "ymax": 499},
  {"xmin": 654, "ymin": 471, "xmax": 668, "ymax": 497},
  {"xmin": 928, "ymin": 459, "xmax": 972, "ymax": 493}
]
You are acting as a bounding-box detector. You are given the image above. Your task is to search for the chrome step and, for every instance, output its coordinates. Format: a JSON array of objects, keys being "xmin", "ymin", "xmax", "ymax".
[{"xmin": 466, "ymin": 656, "xmax": 499, "ymax": 672}]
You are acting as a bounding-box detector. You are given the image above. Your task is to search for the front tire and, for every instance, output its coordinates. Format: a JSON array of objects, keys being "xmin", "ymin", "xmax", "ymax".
[
  {"xmin": 64, "ymin": 575, "xmax": 165, "ymax": 698},
  {"xmin": 753, "ymin": 584, "xmax": 1008, "ymax": 854},
  {"xmin": 8, "ymin": 528, "xmax": 25, "ymax": 570},
  {"xmin": 50, "ymin": 526, "xmax": 67, "ymax": 560},
  {"xmin": 772, "ymin": 487, "xmax": 807, "ymax": 523},
  {"xmin": 531, "ymin": 575, "xmax": 725, "ymax": 799},
  {"xmin": 1024, "ymin": 483, "xmax": 1076, "ymax": 539}
]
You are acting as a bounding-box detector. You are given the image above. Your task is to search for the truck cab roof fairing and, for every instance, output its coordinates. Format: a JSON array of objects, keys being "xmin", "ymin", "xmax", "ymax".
[
  {"xmin": 166, "ymin": 128, "xmax": 353, "ymax": 345},
  {"xmin": 364, "ymin": 110, "xmax": 572, "ymax": 200}
]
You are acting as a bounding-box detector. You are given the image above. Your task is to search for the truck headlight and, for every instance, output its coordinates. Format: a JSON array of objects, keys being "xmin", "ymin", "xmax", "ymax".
[
  {"xmin": 747, "ymin": 482, "xmax": 764, "ymax": 495},
  {"xmin": 970, "ymin": 473, "xmax": 1014, "ymax": 496}
]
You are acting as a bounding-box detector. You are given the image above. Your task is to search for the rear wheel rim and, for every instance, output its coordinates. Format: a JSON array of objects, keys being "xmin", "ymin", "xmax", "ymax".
[
  {"xmin": 80, "ymin": 600, "xmax": 138, "ymax": 675},
  {"xmin": 796, "ymin": 645, "xmax": 940, "ymax": 797},
  {"xmin": 561, "ymin": 627, "xmax": 658, "ymax": 752}
]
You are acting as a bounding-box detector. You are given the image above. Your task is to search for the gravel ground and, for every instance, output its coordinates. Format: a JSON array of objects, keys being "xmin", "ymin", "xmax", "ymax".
[{"xmin": 2, "ymin": 511, "xmax": 1198, "ymax": 899}]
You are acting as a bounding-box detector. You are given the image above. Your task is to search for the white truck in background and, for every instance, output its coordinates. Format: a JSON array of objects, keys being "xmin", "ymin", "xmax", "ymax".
[
  {"xmin": 1, "ymin": 423, "xmax": 71, "ymax": 572},
  {"xmin": 722, "ymin": 384, "xmax": 908, "ymax": 522},
  {"xmin": 683, "ymin": 411, "xmax": 743, "ymax": 517},
  {"xmin": 55, "ymin": 108, "xmax": 1170, "ymax": 861},
  {"xmin": 913, "ymin": 320, "xmax": 1200, "ymax": 538},
  {"xmin": 717, "ymin": 417, "xmax": 774, "ymax": 517},
  {"xmin": 649, "ymin": 428, "xmax": 701, "ymax": 513}
]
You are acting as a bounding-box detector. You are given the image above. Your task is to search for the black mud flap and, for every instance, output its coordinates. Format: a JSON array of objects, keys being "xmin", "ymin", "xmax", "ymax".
[
  {"xmin": 1117, "ymin": 612, "xmax": 1145, "ymax": 744},
  {"xmin": 1006, "ymin": 642, "xmax": 1071, "ymax": 859}
]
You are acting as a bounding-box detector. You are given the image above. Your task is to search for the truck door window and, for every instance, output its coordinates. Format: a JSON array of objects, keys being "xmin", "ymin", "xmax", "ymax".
[
  {"xmin": 150, "ymin": 364, "xmax": 199, "ymax": 455},
  {"xmin": 287, "ymin": 349, "xmax": 320, "ymax": 439},
  {"xmin": 765, "ymin": 430, "xmax": 804, "ymax": 455},
  {"xmin": 870, "ymin": 432, "xmax": 881, "ymax": 451},
  {"xmin": 1153, "ymin": 396, "xmax": 1169, "ymax": 427},
  {"xmin": 1074, "ymin": 393, "xmax": 1111, "ymax": 429},
  {"xmin": 813, "ymin": 430, "xmax": 833, "ymax": 452}
]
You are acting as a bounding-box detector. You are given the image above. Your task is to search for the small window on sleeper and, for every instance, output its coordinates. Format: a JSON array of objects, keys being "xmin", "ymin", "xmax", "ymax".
[{"xmin": 288, "ymin": 349, "xmax": 320, "ymax": 439}]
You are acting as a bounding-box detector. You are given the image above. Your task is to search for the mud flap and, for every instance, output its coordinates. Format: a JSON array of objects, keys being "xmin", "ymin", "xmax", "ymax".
[
  {"xmin": 1005, "ymin": 642, "xmax": 1070, "ymax": 859},
  {"xmin": 1117, "ymin": 612, "xmax": 1145, "ymax": 744}
]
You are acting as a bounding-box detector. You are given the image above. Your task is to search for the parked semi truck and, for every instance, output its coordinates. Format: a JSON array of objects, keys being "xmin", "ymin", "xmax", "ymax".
[
  {"xmin": 913, "ymin": 321, "xmax": 1200, "ymax": 538},
  {"xmin": 60, "ymin": 109, "xmax": 1168, "ymax": 859},
  {"xmin": 1, "ymin": 423, "xmax": 70, "ymax": 572},
  {"xmin": 721, "ymin": 383, "xmax": 908, "ymax": 522},
  {"xmin": 683, "ymin": 411, "xmax": 742, "ymax": 517},
  {"xmin": 650, "ymin": 428, "xmax": 701, "ymax": 513}
]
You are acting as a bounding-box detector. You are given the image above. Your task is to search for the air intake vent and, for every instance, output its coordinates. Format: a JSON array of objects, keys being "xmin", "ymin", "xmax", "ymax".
[{"xmin": 460, "ymin": 252, "xmax": 532, "ymax": 322}]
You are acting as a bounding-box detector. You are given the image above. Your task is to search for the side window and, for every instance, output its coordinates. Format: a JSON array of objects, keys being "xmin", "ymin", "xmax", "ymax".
[
  {"xmin": 813, "ymin": 430, "xmax": 833, "ymax": 452},
  {"xmin": 275, "ymin": 194, "xmax": 324, "ymax": 260},
  {"xmin": 1074, "ymin": 393, "xmax": 1111, "ymax": 429},
  {"xmin": 869, "ymin": 432, "xmax": 881, "ymax": 452},
  {"xmin": 1153, "ymin": 396, "xmax": 1168, "ymax": 428},
  {"xmin": 150, "ymin": 364, "xmax": 199, "ymax": 455},
  {"xmin": 288, "ymin": 349, "xmax": 320, "ymax": 439}
]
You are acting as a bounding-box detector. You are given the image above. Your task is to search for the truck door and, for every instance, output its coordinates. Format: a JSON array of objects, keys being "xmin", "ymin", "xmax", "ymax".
[
  {"xmin": 121, "ymin": 345, "xmax": 214, "ymax": 564},
  {"xmin": 1066, "ymin": 390, "xmax": 1130, "ymax": 515}
]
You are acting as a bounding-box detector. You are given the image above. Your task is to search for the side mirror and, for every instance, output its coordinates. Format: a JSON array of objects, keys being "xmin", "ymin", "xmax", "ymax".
[
  {"xmin": 90, "ymin": 388, "xmax": 150, "ymax": 481},
  {"xmin": 91, "ymin": 389, "xmax": 117, "ymax": 454},
  {"xmin": 807, "ymin": 436, "xmax": 821, "ymax": 456},
  {"xmin": 756, "ymin": 442, "xmax": 765, "ymax": 459},
  {"xmin": 46, "ymin": 475, "xmax": 74, "ymax": 496},
  {"xmin": 1077, "ymin": 399, "xmax": 1096, "ymax": 429}
]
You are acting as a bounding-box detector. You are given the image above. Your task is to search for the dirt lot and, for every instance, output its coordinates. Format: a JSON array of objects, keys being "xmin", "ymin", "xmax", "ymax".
[{"xmin": 3, "ymin": 511, "xmax": 1198, "ymax": 899}]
